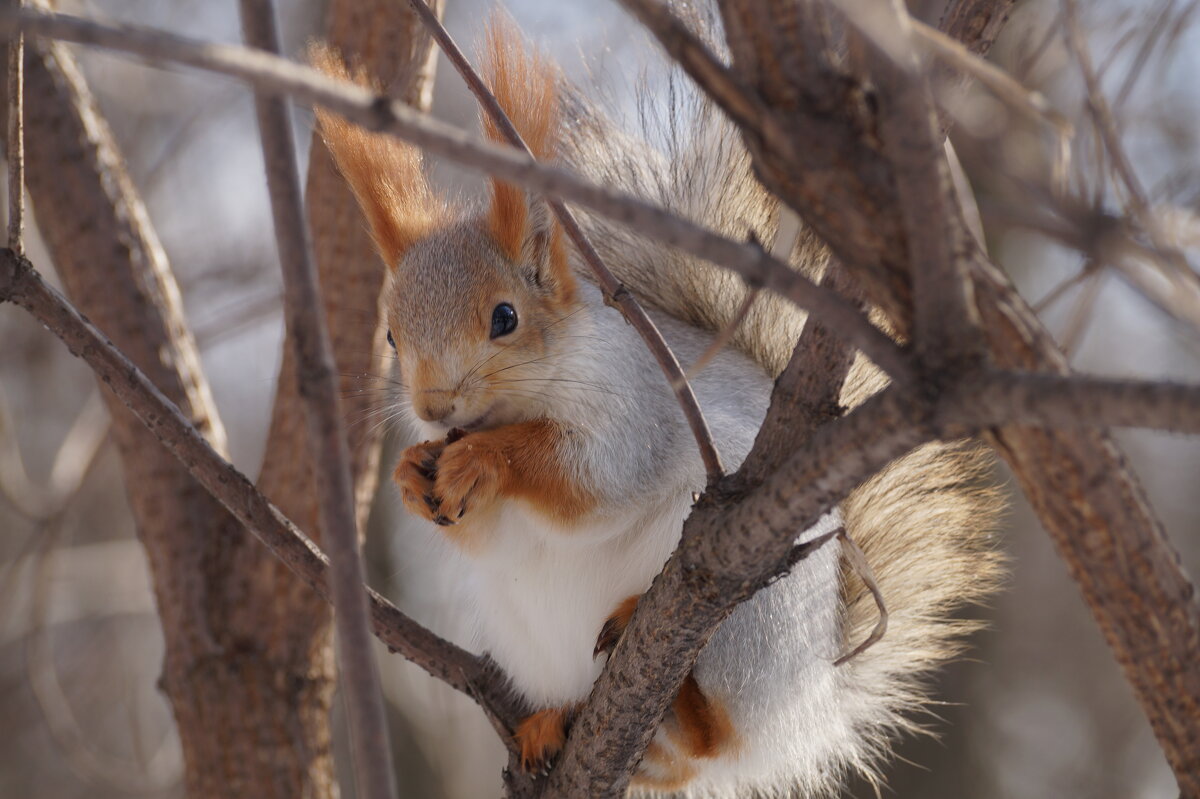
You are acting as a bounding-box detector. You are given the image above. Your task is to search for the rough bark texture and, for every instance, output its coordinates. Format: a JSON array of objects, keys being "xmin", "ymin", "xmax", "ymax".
[
  {"xmin": 5, "ymin": 1, "xmax": 441, "ymax": 796},
  {"xmin": 713, "ymin": 0, "xmax": 1200, "ymax": 791},
  {"xmin": 216, "ymin": 0, "xmax": 443, "ymax": 795},
  {"xmin": 2, "ymin": 32, "xmax": 302, "ymax": 799}
]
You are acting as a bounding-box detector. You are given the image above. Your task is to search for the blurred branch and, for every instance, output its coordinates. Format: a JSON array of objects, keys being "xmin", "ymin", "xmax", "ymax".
[
  {"xmin": 950, "ymin": 371, "xmax": 1200, "ymax": 432},
  {"xmin": 0, "ymin": 388, "xmax": 108, "ymax": 519},
  {"xmin": 6, "ymin": 0, "xmax": 21, "ymax": 255},
  {"xmin": 238, "ymin": 3, "xmax": 397, "ymax": 798},
  {"xmin": 0, "ymin": 3, "xmax": 911, "ymax": 384},
  {"xmin": 25, "ymin": 514, "xmax": 182, "ymax": 794}
]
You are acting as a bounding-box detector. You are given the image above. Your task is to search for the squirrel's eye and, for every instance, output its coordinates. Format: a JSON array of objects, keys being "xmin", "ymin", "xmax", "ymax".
[
  {"xmin": 386, "ymin": 330, "xmax": 396, "ymax": 350},
  {"xmin": 490, "ymin": 303, "xmax": 518, "ymax": 339}
]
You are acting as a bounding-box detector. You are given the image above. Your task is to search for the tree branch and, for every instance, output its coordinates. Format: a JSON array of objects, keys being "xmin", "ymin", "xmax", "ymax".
[
  {"xmin": 853, "ymin": 0, "xmax": 984, "ymax": 369},
  {"xmin": 238, "ymin": 3, "xmax": 396, "ymax": 798},
  {"xmin": 545, "ymin": 386, "xmax": 938, "ymax": 797},
  {"xmin": 5, "ymin": 0, "xmax": 21, "ymax": 255},
  {"xmin": 0, "ymin": 4, "xmax": 910, "ymax": 385},
  {"xmin": 947, "ymin": 370, "xmax": 1200, "ymax": 434},
  {"xmin": 737, "ymin": 261, "xmax": 863, "ymax": 483},
  {"xmin": 0, "ymin": 250, "xmax": 522, "ymax": 734}
]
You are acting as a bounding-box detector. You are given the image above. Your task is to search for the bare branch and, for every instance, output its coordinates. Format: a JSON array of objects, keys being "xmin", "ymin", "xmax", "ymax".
[
  {"xmin": 0, "ymin": 251, "xmax": 521, "ymax": 733},
  {"xmin": 5, "ymin": 0, "xmax": 21, "ymax": 255},
  {"xmin": 404, "ymin": 0, "xmax": 725, "ymax": 482},
  {"xmin": 946, "ymin": 370, "xmax": 1200, "ymax": 434},
  {"xmin": 738, "ymin": 262, "xmax": 863, "ymax": 482},
  {"xmin": 615, "ymin": 0, "xmax": 792, "ymax": 155},
  {"xmin": 238, "ymin": 4, "xmax": 396, "ymax": 798},
  {"xmin": 850, "ymin": 0, "xmax": 984, "ymax": 369},
  {"xmin": 0, "ymin": 4, "xmax": 910, "ymax": 384},
  {"xmin": 833, "ymin": 529, "xmax": 888, "ymax": 665},
  {"xmin": 912, "ymin": 18, "xmax": 1072, "ymax": 134},
  {"xmin": 971, "ymin": 256, "xmax": 1200, "ymax": 794},
  {"xmin": 546, "ymin": 386, "xmax": 936, "ymax": 797}
]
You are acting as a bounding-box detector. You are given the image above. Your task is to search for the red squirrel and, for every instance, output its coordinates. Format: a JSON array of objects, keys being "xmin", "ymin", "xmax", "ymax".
[{"xmin": 311, "ymin": 15, "xmax": 1002, "ymax": 796}]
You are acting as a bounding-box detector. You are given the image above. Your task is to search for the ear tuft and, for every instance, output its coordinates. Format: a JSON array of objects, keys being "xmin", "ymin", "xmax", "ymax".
[
  {"xmin": 309, "ymin": 43, "xmax": 444, "ymax": 268},
  {"xmin": 480, "ymin": 15, "xmax": 560, "ymax": 263},
  {"xmin": 480, "ymin": 16, "xmax": 574, "ymax": 305}
]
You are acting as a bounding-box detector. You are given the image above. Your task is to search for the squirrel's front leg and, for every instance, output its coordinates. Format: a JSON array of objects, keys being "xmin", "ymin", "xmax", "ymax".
[{"xmin": 395, "ymin": 419, "xmax": 594, "ymax": 528}]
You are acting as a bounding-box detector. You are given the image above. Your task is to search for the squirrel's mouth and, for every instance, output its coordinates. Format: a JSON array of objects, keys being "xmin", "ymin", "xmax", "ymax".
[{"xmin": 458, "ymin": 406, "xmax": 495, "ymax": 431}]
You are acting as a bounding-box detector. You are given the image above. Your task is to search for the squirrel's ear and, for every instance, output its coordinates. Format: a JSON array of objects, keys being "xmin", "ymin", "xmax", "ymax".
[
  {"xmin": 309, "ymin": 43, "xmax": 444, "ymax": 269},
  {"xmin": 481, "ymin": 15, "xmax": 575, "ymax": 305}
]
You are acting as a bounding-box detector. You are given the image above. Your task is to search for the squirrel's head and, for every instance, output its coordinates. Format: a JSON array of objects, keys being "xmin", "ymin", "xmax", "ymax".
[{"xmin": 312, "ymin": 19, "xmax": 579, "ymax": 432}]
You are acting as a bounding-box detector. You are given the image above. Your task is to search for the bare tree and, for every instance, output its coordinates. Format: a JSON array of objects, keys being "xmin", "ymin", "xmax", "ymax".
[{"xmin": 0, "ymin": 0, "xmax": 1198, "ymax": 797}]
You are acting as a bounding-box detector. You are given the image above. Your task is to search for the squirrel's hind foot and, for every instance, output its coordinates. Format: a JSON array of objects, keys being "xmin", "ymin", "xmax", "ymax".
[{"xmin": 514, "ymin": 705, "xmax": 573, "ymax": 773}]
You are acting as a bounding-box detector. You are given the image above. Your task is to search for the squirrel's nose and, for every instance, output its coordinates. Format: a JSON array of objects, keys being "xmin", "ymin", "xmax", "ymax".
[{"xmin": 415, "ymin": 392, "xmax": 455, "ymax": 422}]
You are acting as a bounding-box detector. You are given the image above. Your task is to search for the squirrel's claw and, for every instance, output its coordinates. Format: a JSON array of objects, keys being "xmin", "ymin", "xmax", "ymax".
[
  {"xmin": 514, "ymin": 706, "xmax": 570, "ymax": 774},
  {"xmin": 594, "ymin": 594, "xmax": 641, "ymax": 659},
  {"xmin": 430, "ymin": 437, "xmax": 502, "ymax": 523},
  {"xmin": 394, "ymin": 439, "xmax": 448, "ymax": 524}
]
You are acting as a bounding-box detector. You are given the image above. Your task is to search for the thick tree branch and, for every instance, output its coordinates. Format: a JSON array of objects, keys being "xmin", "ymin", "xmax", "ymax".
[
  {"xmin": 0, "ymin": 250, "xmax": 521, "ymax": 734},
  {"xmin": 856, "ymin": 0, "xmax": 984, "ymax": 369},
  {"xmin": 405, "ymin": 0, "xmax": 724, "ymax": 482},
  {"xmin": 238, "ymin": 3, "xmax": 396, "ymax": 798},
  {"xmin": 546, "ymin": 387, "xmax": 937, "ymax": 797},
  {"xmin": 649, "ymin": 0, "xmax": 1200, "ymax": 791},
  {"xmin": 737, "ymin": 262, "xmax": 863, "ymax": 482},
  {"xmin": 0, "ymin": 4, "xmax": 909, "ymax": 384}
]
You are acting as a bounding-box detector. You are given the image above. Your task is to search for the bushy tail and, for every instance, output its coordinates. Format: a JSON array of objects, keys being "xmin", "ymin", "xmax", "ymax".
[{"xmin": 554, "ymin": 13, "xmax": 1006, "ymax": 791}]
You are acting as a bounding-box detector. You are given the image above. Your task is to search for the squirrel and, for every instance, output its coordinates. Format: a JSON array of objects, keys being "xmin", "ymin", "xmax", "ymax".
[{"xmin": 310, "ymin": 12, "xmax": 1003, "ymax": 798}]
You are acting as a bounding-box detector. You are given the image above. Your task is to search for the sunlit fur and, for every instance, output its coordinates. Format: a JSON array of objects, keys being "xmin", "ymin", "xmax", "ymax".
[
  {"xmin": 309, "ymin": 44, "xmax": 446, "ymax": 268},
  {"xmin": 316, "ymin": 11, "xmax": 1004, "ymax": 798}
]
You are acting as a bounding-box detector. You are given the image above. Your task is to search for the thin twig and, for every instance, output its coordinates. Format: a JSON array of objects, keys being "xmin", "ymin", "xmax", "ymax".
[
  {"xmin": 677, "ymin": 286, "xmax": 761, "ymax": 386},
  {"xmin": 404, "ymin": 0, "xmax": 724, "ymax": 483},
  {"xmin": 833, "ymin": 529, "xmax": 888, "ymax": 665},
  {"xmin": 1062, "ymin": 0, "xmax": 1200, "ymax": 333},
  {"xmin": 240, "ymin": 4, "xmax": 397, "ymax": 796},
  {"xmin": 6, "ymin": 0, "xmax": 22, "ymax": 255},
  {"xmin": 0, "ymin": 4, "xmax": 911, "ymax": 385},
  {"xmin": 0, "ymin": 250, "xmax": 522, "ymax": 732},
  {"xmin": 912, "ymin": 18, "xmax": 1072, "ymax": 136}
]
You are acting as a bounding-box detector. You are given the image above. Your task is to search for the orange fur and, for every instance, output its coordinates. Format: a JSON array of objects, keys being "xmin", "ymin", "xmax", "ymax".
[
  {"xmin": 480, "ymin": 16, "xmax": 562, "ymax": 262},
  {"xmin": 669, "ymin": 673, "xmax": 735, "ymax": 759},
  {"xmin": 595, "ymin": 593, "xmax": 641, "ymax": 656},
  {"xmin": 393, "ymin": 439, "xmax": 448, "ymax": 524},
  {"xmin": 394, "ymin": 419, "xmax": 594, "ymax": 534},
  {"xmin": 514, "ymin": 705, "xmax": 571, "ymax": 772},
  {"xmin": 308, "ymin": 43, "xmax": 444, "ymax": 268}
]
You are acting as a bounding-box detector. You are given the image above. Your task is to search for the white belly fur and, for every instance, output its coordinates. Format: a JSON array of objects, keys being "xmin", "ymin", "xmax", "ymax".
[{"xmin": 464, "ymin": 494, "xmax": 693, "ymax": 707}]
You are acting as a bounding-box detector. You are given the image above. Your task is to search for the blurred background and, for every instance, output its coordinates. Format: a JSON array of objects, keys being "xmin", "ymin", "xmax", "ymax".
[{"xmin": 1, "ymin": 0, "xmax": 1197, "ymax": 796}]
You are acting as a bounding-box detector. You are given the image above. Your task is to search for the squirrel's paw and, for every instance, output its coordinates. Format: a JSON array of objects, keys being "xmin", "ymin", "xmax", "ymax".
[
  {"xmin": 594, "ymin": 594, "xmax": 641, "ymax": 658},
  {"xmin": 515, "ymin": 706, "xmax": 570, "ymax": 774},
  {"xmin": 429, "ymin": 434, "xmax": 505, "ymax": 523},
  {"xmin": 394, "ymin": 439, "xmax": 450, "ymax": 525}
]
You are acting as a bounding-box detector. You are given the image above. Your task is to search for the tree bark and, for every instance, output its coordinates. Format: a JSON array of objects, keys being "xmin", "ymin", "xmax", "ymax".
[{"xmin": 5, "ymin": 0, "xmax": 441, "ymax": 796}]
